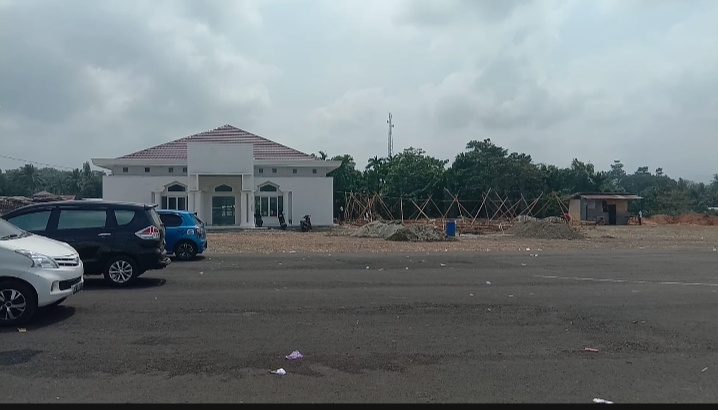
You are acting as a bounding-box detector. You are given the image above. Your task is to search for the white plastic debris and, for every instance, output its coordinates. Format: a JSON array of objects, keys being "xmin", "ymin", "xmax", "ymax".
[
  {"xmin": 702, "ymin": 367, "xmax": 708, "ymax": 372},
  {"xmin": 405, "ymin": 267, "xmax": 409, "ymax": 270},
  {"xmin": 486, "ymin": 281, "xmax": 491, "ymax": 285},
  {"xmin": 592, "ymin": 398, "xmax": 613, "ymax": 404},
  {"xmin": 521, "ymin": 263, "xmax": 526, "ymax": 267},
  {"xmin": 199, "ymin": 271, "xmax": 204, "ymax": 275},
  {"xmin": 440, "ymin": 263, "xmax": 446, "ymax": 267},
  {"xmin": 285, "ymin": 350, "xmax": 303, "ymax": 360},
  {"xmin": 365, "ymin": 266, "xmax": 370, "ymax": 270},
  {"xmin": 508, "ymin": 295, "xmax": 514, "ymax": 298},
  {"xmin": 469, "ymin": 293, "xmax": 474, "ymax": 297},
  {"xmin": 526, "ymin": 248, "xmax": 531, "ymax": 251},
  {"xmin": 270, "ymin": 368, "xmax": 287, "ymax": 375},
  {"xmin": 288, "ymin": 250, "xmax": 296, "ymax": 253}
]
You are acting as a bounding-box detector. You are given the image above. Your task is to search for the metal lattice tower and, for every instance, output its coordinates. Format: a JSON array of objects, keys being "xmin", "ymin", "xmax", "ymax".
[{"xmin": 387, "ymin": 112, "xmax": 394, "ymax": 157}]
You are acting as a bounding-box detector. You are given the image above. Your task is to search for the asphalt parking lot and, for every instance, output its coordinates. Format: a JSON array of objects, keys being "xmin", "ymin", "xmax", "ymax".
[{"xmin": 2, "ymin": 248, "xmax": 717, "ymax": 403}]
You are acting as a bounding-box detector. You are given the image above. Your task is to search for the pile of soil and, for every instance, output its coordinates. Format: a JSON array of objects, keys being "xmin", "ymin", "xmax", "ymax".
[
  {"xmin": 351, "ymin": 220, "xmax": 452, "ymax": 242},
  {"xmin": 645, "ymin": 213, "xmax": 718, "ymax": 226},
  {"xmin": 507, "ymin": 220, "xmax": 584, "ymax": 240}
]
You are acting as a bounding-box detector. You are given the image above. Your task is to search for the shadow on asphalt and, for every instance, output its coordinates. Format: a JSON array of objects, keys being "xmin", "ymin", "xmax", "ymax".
[
  {"xmin": 0, "ymin": 306, "xmax": 76, "ymax": 333},
  {"xmin": 81, "ymin": 277, "xmax": 167, "ymax": 290},
  {"xmin": 168, "ymin": 255, "xmax": 207, "ymax": 263}
]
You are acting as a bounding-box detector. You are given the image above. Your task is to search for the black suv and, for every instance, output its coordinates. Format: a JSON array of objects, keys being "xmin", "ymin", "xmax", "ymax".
[{"xmin": 1, "ymin": 200, "xmax": 170, "ymax": 287}]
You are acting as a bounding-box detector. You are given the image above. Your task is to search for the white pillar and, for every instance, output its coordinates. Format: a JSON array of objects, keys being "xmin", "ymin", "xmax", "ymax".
[
  {"xmin": 188, "ymin": 191, "xmax": 197, "ymax": 213},
  {"xmin": 152, "ymin": 190, "xmax": 162, "ymax": 208},
  {"xmin": 239, "ymin": 192, "xmax": 252, "ymax": 228},
  {"xmin": 196, "ymin": 191, "xmax": 204, "ymax": 223}
]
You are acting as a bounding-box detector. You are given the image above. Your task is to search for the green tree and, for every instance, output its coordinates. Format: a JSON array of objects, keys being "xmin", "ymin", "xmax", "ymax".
[
  {"xmin": 328, "ymin": 154, "xmax": 364, "ymax": 217},
  {"xmin": 363, "ymin": 156, "xmax": 389, "ymax": 194},
  {"xmin": 384, "ymin": 147, "xmax": 448, "ymax": 202},
  {"xmin": 20, "ymin": 164, "xmax": 45, "ymax": 195}
]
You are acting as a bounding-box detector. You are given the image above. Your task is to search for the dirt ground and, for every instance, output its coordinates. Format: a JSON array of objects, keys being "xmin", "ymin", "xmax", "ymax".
[{"xmin": 206, "ymin": 223, "xmax": 718, "ymax": 254}]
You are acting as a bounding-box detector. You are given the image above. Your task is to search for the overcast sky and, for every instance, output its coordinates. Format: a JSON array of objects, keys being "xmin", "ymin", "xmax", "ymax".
[{"xmin": 1, "ymin": 0, "xmax": 716, "ymax": 182}]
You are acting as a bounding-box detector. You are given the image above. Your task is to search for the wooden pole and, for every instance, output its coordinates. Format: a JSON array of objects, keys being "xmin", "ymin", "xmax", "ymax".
[
  {"xmin": 412, "ymin": 199, "xmax": 431, "ymax": 220},
  {"xmin": 471, "ymin": 189, "xmax": 491, "ymax": 225}
]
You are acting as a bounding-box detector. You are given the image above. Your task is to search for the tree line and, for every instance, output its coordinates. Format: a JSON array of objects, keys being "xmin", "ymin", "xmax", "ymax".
[
  {"xmin": 0, "ymin": 162, "xmax": 103, "ymax": 199},
  {"xmin": 1, "ymin": 139, "xmax": 716, "ymax": 219},
  {"xmin": 320, "ymin": 139, "xmax": 718, "ymax": 219}
]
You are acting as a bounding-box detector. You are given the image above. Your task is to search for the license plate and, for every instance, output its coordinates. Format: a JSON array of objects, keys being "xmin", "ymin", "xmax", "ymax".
[{"xmin": 72, "ymin": 281, "xmax": 83, "ymax": 294}]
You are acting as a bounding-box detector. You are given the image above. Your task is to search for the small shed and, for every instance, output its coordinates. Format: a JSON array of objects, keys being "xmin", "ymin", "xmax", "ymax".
[{"xmin": 568, "ymin": 192, "xmax": 642, "ymax": 225}]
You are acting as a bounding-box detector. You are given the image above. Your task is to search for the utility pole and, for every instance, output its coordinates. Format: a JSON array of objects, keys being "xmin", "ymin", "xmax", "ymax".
[{"xmin": 387, "ymin": 112, "xmax": 394, "ymax": 157}]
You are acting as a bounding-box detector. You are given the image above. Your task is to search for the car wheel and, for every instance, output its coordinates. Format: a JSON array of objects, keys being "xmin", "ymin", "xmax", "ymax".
[
  {"xmin": 0, "ymin": 280, "xmax": 38, "ymax": 327},
  {"xmin": 175, "ymin": 240, "xmax": 197, "ymax": 261},
  {"xmin": 47, "ymin": 297, "xmax": 67, "ymax": 307},
  {"xmin": 103, "ymin": 256, "xmax": 139, "ymax": 287}
]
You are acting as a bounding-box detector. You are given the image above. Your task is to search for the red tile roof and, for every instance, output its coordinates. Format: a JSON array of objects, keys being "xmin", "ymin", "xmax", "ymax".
[{"xmin": 118, "ymin": 125, "xmax": 315, "ymax": 161}]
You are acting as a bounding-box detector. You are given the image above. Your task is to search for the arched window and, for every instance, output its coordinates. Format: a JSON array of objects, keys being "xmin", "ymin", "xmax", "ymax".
[
  {"xmin": 215, "ymin": 184, "xmax": 233, "ymax": 192},
  {"xmin": 255, "ymin": 183, "xmax": 282, "ymax": 217},
  {"xmin": 161, "ymin": 183, "xmax": 188, "ymax": 211},
  {"xmin": 167, "ymin": 184, "xmax": 186, "ymax": 192}
]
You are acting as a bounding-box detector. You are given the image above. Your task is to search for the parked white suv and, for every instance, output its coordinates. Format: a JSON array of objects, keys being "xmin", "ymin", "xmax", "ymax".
[{"xmin": 0, "ymin": 217, "xmax": 84, "ymax": 327}]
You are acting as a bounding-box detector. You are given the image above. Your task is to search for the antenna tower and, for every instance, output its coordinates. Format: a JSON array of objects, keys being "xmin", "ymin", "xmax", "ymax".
[{"xmin": 387, "ymin": 112, "xmax": 395, "ymax": 157}]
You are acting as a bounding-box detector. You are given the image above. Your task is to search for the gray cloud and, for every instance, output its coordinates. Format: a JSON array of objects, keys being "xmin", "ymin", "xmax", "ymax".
[
  {"xmin": 0, "ymin": 0, "xmax": 274, "ymax": 162},
  {"xmin": 0, "ymin": 0, "xmax": 716, "ymax": 184},
  {"xmin": 396, "ymin": 0, "xmax": 526, "ymax": 26}
]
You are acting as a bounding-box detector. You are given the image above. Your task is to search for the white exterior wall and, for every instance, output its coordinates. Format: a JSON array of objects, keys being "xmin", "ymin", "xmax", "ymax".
[
  {"xmin": 101, "ymin": 173, "xmax": 335, "ymax": 227},
  {"xmin": 257, "ymin": 176, "xmax": 334, "ymax": 226},
  {"xmin": 102, "ymin": 175, "xmax": 189, "ymax": 204},
  {"xmin": 188, "ymin": 142, "xmax": 253, "ymax": 174}
]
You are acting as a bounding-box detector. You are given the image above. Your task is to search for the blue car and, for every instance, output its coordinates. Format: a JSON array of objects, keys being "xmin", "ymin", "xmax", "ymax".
[{"xmin": 156, "ymin": 210, "xmax": 207, "ymax": 261}]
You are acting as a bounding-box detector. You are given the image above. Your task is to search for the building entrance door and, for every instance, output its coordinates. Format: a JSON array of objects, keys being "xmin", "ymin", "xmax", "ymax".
[{"xmin": 212, "ymin": 196, "xmax": 236, "ymax": 225}]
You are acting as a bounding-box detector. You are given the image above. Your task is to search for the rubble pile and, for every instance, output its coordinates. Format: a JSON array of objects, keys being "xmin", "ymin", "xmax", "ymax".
[
  {"xmin": 508, "ymin": 220, "xmax": 584, "ymax": 240},
  {"xmin": 351, "ymin": 221, "xmax": 404, "ymax": 238},
  {"xmin": 351, "ymin": 220, "xmax": 453, "ymax": 242}
]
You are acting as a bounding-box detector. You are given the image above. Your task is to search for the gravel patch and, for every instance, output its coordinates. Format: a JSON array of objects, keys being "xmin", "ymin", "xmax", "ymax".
[{"xmin": 205, "ymin": 224, "xmax": 718, "ymax": 254}]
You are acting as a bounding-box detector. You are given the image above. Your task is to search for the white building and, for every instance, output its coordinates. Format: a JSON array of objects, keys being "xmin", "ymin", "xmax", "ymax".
[{"xmin": 91, "ymin": 125, "xmax": 341, "ymax": 228}]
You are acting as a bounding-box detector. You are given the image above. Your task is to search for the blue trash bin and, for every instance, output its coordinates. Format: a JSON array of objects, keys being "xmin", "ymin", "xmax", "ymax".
[{"xmin": 445, "ymin": 220, "xmax": 456, "ymax": 237}]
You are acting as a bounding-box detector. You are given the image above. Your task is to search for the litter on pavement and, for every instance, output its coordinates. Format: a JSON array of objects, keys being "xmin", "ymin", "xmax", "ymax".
[
  {"xmin": 592, "ymin": 398, "xmax": 613, "ymax": 404},
  {"xmin": 270, "ymin": 368, "xmax": 287, "ymax": 375},
  {"xmin": 584, "ymin": 347, "xmax": 599, "ymax": 353},
  {"xmin": 285, "ymin": 350, "xmax": 304, "ymax": 360}
]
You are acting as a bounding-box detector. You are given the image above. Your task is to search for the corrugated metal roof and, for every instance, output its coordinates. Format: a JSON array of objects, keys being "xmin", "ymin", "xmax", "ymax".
[
  {"xmin": 578, "ymin": 194, "xmax": 642, "ymax": 200},
  {"xmin": 117, "ymin": 125, "xmax": 316, "ymax": 161}
]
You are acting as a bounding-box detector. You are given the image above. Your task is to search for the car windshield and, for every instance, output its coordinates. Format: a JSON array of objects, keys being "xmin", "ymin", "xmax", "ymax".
[{"xmin": 0, "ymin": 217, "xmax": 28, "ymax": 240}]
